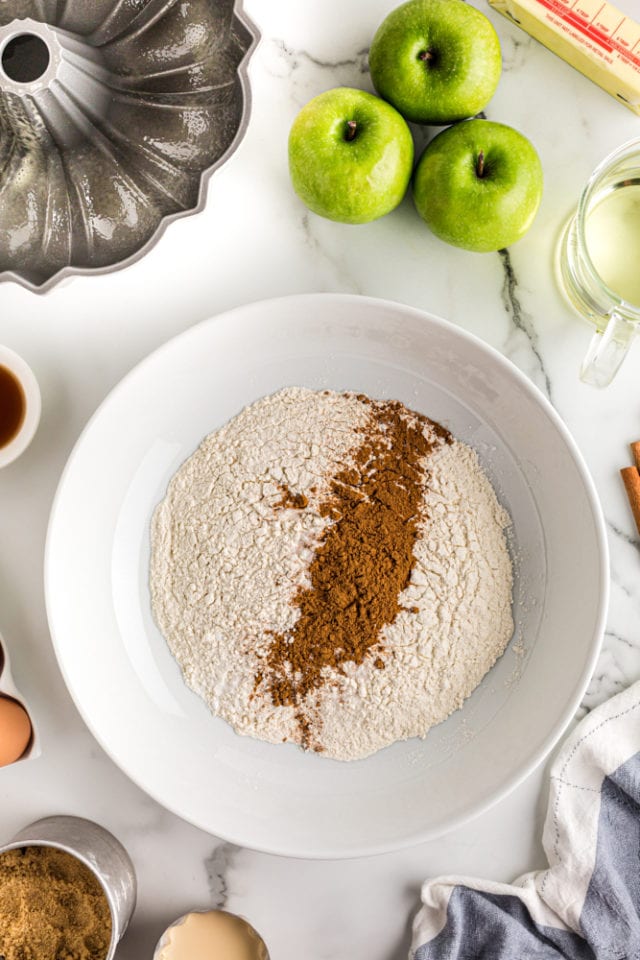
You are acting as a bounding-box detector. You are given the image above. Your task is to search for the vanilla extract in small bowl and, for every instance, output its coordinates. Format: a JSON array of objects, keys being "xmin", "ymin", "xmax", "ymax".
[
  {"xmin": 0, "ymin": 347, "xmax": 41, "ymax": 468},
  {"xmin": 0, "ymin": 364, "xmax": 25, "ymax": 449}
]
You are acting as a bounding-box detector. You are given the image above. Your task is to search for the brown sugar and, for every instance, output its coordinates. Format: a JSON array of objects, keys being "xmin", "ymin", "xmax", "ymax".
[{"xmin": 0, "ymin": 846, "xmax": 112, "ymax": 960}]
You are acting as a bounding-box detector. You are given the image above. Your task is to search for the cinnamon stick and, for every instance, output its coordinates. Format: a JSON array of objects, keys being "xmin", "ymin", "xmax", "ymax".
[
  {"xmin": 621, "ymin": 465, "xmax": 640, "ymax": 536},
  {"xmin": 631, "ymin": 440, "xmax": 640, "ymax": 473}
]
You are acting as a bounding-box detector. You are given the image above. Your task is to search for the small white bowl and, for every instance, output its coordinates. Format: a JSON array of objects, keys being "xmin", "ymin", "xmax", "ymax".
[{"xmin": 0, "ymin": 345, "xmax": 41, "ymax": 468}]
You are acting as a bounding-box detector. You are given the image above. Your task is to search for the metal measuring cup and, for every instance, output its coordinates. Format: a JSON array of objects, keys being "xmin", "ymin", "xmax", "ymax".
[{"xmin": 0, "ymin": 815, "xmax": 137, "ymax": 959}]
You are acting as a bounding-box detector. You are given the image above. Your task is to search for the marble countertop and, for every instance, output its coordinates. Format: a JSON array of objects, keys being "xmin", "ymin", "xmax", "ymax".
[{"xmin": 1, "ymin": 1, "xmax": 639, "ymax": 957}]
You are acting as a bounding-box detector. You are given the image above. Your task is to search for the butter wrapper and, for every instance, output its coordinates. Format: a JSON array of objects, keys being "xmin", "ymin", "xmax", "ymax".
[{"xmin": 488, "ymin": 0, "xmax": 640, "ymax": 115}]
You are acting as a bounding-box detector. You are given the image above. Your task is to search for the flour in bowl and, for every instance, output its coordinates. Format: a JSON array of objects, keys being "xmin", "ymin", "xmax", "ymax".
[{"xmin": 150, "ymin": 387, "xmax": 513, "ymax": 761}]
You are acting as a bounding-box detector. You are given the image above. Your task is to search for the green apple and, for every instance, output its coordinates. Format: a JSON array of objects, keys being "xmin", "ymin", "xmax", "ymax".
[
  {"xmin": 288, "ymin": 87, "xmax": 414, "ymax": 224},
  {"xmin": 412, "ymin": 119, "xmax": 543, "ymax": 252},
  {"xmin": 369, "ymin": 0, "xmax": 502, "ymax": 125}
]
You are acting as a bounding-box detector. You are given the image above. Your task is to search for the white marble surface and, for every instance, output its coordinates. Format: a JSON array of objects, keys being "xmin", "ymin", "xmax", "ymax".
[{"xmin": 1, "ymin": 1, "xmax": 640, "ymax": 957}]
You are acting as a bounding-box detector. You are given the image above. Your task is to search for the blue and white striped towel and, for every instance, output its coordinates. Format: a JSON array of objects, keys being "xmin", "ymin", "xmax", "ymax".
[{"xmin": 412, "ymin": 680, "xmax": 640, "ymax": 959}]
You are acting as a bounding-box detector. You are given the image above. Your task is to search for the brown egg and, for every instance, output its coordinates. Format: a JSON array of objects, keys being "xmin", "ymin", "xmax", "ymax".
[{"xmin": 0, "ymin": 696, "xmax": 32, "ymax": 766}]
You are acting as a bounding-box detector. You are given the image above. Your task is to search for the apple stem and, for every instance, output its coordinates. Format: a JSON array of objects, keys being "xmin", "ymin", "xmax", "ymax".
[
  {"xmin": 476, "ymin": 150, "xmax": 486, "ymax": 178},
  {"xmin": 345, "ymin": 119, "xmax": 358, "ymax": 142},
  {"xmin": 418, "ymin": 49, "xmax": 434, "ymax": 62}
]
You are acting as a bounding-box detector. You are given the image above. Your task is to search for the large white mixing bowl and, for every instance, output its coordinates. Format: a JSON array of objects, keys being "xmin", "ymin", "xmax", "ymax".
[{"xmin": 45, "ymin": 294, "xmax": 608, "ymax": 858}]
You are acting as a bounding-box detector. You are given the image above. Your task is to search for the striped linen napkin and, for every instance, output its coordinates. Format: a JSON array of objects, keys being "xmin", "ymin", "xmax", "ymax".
[{"xmin": 412, "ymin": 680, "xmax": 640, "ymax": 959}]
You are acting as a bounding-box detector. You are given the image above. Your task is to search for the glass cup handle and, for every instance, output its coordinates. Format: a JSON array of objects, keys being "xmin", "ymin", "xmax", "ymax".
[{"xmin": 580, "ymin": 311, "xmax": 637, "ymax": 388}]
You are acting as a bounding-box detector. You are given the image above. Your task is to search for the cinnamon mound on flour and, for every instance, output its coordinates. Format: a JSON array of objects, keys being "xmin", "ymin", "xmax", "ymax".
[{"xmin": 150, "ymin": 388, "xmax": 513, "ymax": 761}]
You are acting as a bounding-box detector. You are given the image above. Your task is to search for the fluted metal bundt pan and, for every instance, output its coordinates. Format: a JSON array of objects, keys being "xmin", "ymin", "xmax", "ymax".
[{"xmin": 0, "ymin": 1, "xmax": 258, "ymax": 292}]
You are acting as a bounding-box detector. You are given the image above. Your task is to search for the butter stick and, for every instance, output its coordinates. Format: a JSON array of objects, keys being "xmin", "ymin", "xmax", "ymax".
[{"xmin": 487, "ymin": 0, "xmax": 640, "ymax": 115}]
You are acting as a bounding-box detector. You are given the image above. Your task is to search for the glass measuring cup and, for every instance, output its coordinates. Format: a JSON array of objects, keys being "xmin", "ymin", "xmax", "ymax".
[{"xmin": 557, "ymin": 137, "xmax": 640, "ymax": 388}]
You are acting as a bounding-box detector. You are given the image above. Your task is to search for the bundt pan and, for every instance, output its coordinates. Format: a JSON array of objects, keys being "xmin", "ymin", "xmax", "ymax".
[{"xmin": 0, "ymin": 1, "xmax": 258, "ymax": 292}]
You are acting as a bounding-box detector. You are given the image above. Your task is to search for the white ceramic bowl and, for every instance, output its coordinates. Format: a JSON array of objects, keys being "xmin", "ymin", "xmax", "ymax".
[
  {"xmin": 45, "ymin": 294, "xmax": 608, "ymax": 858},
  {"xmin": 0, "ymin": 345, "xmax": 41, "ymax": 468}
]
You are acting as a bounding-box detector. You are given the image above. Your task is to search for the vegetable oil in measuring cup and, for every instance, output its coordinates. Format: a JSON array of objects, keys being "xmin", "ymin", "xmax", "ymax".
[{"xmin": 584, "ymin": 181, "xmax": 640, "ymax": 305}]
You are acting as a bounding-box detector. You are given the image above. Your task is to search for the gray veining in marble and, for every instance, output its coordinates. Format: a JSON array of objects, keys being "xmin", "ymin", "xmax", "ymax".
[
  {"xmin": 499, "ymin": 249, "xmax": 553, "ymax": 400},
  {"xmin": 205, "ymin": 842, "xmax": 239, "ymax": 909}
]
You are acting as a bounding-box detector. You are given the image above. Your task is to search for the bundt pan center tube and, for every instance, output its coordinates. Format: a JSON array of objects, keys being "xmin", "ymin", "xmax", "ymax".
[{"xmin": 0, "ymin": 1, "xmax": 258, "ymax": 293}]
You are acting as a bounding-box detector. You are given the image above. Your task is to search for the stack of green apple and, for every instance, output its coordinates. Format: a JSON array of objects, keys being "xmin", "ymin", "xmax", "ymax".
[{"xmin": 288, "ymin": 0, "xmax": 543, "ymax": 252}]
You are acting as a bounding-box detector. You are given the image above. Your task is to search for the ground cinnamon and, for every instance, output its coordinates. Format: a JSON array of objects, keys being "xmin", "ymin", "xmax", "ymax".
[
  {"xmin": 0, "ymin": 846, "xmax": 112, "ymax": 960},
  {"xmin": 260, "ymin": 398, "xmax": 451, "ymax": 746},
  {"xmin": 275, "ymin": 483, "xmax": 309, "ymax": 510}
]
